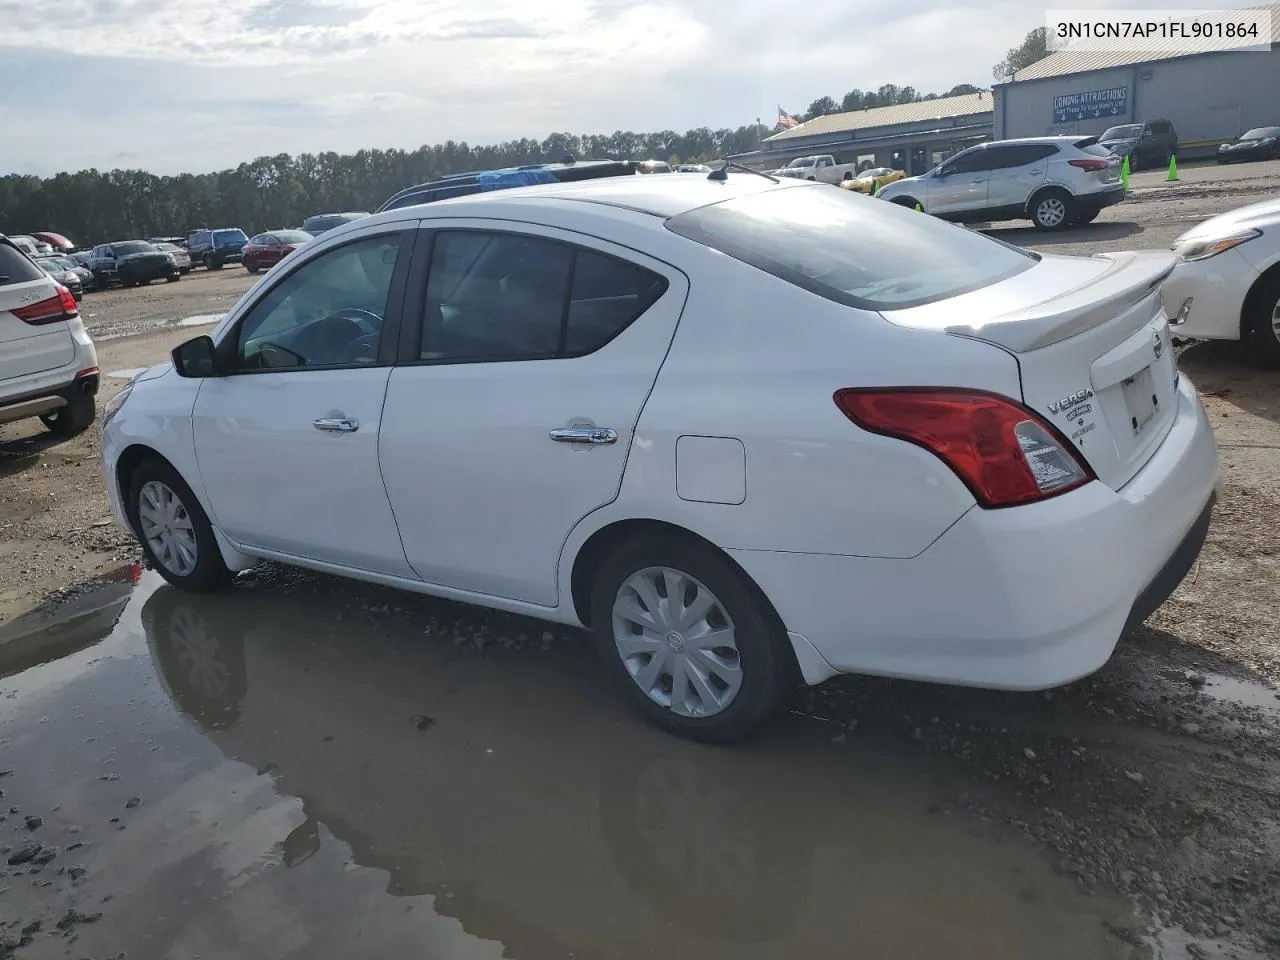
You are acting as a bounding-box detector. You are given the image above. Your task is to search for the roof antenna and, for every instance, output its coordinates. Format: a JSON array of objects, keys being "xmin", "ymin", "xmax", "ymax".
[{"xmin": 708, "ymin": 160, "xmax": 779, "ymax": 183}]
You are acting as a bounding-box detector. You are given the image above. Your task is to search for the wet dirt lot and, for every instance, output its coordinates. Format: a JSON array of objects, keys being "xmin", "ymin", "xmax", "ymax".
[{"xmin": 2, "ymin": 163, "xmax": 1280, "ymax": 959}]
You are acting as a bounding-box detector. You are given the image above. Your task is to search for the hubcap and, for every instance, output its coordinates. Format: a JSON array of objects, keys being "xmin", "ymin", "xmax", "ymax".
[
  {"xmin": 611, "ymin": 567, "xmax": 743, "ymax": 718},
  {"xmin": 138, "ymin": 481, "xmax": 198, "ymax": 577},
  {"xmin": 1038, "ymin": 197, "xmax": 1066, "ymax": 227}
]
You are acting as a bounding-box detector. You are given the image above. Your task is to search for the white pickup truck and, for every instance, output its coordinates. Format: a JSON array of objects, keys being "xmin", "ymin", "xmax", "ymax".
[{"xmin": 779, "ymin": 155, "xmax": 859, "ymax": 183}]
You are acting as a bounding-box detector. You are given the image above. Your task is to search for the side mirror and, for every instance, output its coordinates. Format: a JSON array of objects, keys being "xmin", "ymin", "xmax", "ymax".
[{"xmin": 172, "ymin": 335, "xmax": 218, "ymax": 378}]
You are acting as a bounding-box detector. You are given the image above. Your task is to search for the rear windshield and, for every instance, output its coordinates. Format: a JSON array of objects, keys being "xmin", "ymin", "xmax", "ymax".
[
  {"xmin": 0, "ymin": 242, "xmax": 46, "ymax": 286},
  {"xmin": 213, "ymin": 229, "xmax": 248, "ymax": 247},
  {"xmin": 665, "ymin": 185, "xmax": 1038, "ymax": 311},
  {"xmin": 112, "ymin": 241, "xmax": 156, "ymax": 256}
]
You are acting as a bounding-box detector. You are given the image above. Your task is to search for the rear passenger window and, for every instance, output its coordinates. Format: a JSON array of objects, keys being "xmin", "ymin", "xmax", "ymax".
[
  {"xmin": 0, "ymin": 242, "xmax": 44, "ymax": 286},
  {"xmin": 419, "ymin": 232, "xmax": 667, "ymax": 362}
]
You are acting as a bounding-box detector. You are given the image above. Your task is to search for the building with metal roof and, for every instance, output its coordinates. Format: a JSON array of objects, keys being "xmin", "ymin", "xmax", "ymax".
[
  {"xmin": 994, "ymin": 4, "xmax": 1280, "ymax": 160},
  {"xmin": 735, "ymin": 91, "xmax": 994, "ymax": 177}
]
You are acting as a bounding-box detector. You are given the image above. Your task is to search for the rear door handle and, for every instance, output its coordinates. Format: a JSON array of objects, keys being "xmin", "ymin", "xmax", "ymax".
[
  {"xmin": 314, "ymin": 417, "xmax": 359, "ymax": 433},
  {"xmin": 550, "ymin": 426, "xmax": 618, "ymax": 445}
]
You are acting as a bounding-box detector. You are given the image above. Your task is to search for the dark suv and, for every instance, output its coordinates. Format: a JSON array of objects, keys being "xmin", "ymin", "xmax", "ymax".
[
  {"xmin": 89, "ymin": 241, "xmax": 181, "ymax": 288},
  {"xmin": 376, "ymin": 158, "xmax": 637, "ymax": 213},
  {"xmin": 1099, "ymin": 119, "xmax": 1178, "ymax": 170},
  {"xmin": 186, "ymin": 228, "xmax": 249, "ymax": 270}
]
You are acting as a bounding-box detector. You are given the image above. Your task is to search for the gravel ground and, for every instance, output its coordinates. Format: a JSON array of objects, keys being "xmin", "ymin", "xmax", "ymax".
[{"xmin": 1, "ymin": 164, "xmax": 1279, "ymax": 958}]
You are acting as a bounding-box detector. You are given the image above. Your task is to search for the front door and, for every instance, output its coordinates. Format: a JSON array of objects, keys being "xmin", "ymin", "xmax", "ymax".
[
  {"xmin": 928, "ymin": 147, "xmax": 991, "ymax": 217},
  {"xmin": 192, "ymin": 229, "xmax": 417, "ymax": 578},
  {"xmin": 378, "ymin": 223, "xmax": 688, "ymax": 607}
]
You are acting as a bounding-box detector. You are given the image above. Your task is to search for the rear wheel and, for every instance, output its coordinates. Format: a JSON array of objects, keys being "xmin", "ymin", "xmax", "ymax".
[
  {"xmin": 1244, "ymin": 271, "xmax": 1280, "ymax": 367},
  {"xmin": 1031, "ymin": 189, "xmax": 1073, "ymax": 231},
  {"xmin": 166, "ymin": 274, "xmax": 179, "ymax": 283},
  {"xmin": 40, "ymin": 394, "xmax": 95, "ymax": 437},
  {"xmin": 588, "ymin": 534, "xmax": 792, "ymax": 743},
  {"xmin": 128, "ymin": 459, "xmax": 231, "ymax": 592}
]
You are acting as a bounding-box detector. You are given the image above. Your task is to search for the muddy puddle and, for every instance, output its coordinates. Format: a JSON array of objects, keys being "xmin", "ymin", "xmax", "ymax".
[{"xmin": 0, "ymin": 569, "xmax": 1156, "ymax": 960}]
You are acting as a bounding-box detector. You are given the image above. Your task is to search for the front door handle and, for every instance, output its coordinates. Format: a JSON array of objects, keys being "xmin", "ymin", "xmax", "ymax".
[
  {"xmin": 550, "ymin": 426, "xmax": 618, "ymax": 445},
  {"xmin": 314, "ymin": 417, "xmax": 359, "ymax": 433}
]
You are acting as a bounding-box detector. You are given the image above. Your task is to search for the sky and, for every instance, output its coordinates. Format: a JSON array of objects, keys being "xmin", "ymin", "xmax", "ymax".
[{"xmin": 0, "ymin": 0, "xmax": 1262, "ymax": 176}]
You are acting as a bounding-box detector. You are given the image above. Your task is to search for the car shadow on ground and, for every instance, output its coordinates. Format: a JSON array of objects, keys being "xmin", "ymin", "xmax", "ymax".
[
  {"xmin": 980, "ymin": 221, "xmax": 1145, "ymax": 246},
  {"xmin": 0, "ymin": 425, "xmax": 73, "ymax": 478},
  {"xmin": 1178, "ymin": 341, "xmax": 1280, "ymax": 426}
]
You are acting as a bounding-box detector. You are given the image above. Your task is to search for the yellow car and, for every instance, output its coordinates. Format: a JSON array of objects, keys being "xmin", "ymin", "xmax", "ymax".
[{"xmin": 841, "ymin": 167, "xmax": 906, "ymax": 195}]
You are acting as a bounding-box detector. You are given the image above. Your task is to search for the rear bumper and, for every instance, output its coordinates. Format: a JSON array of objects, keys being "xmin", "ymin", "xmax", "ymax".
[
  {"xmin": 1080, "ymin": 185, "xmax": 1127, "ymax": 212},
  {"xmin": 1161, "ymin": 248, "xmax": 1256, "ymax": 340},
  {"xmin": 731, "ymin": 375, "xmax": 1220, "ymax": 690},
  {"xmin": 0, "ymin": 339, "xmax": 99, "ymax": 425}
]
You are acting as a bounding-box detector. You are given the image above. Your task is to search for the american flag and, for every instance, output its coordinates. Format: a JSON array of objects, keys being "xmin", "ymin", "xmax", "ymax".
[{"xmin": 776, "ymin": 106, "xmax": 799, "ymax": 130}]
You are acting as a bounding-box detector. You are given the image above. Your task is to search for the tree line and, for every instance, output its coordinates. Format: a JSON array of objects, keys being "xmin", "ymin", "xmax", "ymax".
[
  {"xmin": 0, "ymin": 125, "xmax": 770, "ymax": 246},
  {"xmin": 2, "ymin": 29, "xmax": 1054, "ymax": 247}
]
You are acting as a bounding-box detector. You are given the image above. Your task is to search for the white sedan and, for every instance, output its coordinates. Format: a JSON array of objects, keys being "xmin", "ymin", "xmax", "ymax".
[
  {"xmin": 1162, "ymin": 198, "xmax": 1280, "ymax": 364},
  {"xmin": 100, "ymin": 173, "xmax": 1220, "ymax": 742}
]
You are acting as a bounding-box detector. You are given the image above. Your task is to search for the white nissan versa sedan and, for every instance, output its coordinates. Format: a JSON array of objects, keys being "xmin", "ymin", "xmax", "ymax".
[{"xmin": 100, "ymin": 173, "xmax": 1220, "ymax": 742}]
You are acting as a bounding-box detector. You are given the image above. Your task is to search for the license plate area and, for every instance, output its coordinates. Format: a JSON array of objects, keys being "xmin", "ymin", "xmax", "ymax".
[{"xmin": 1121, "ymin": 365, "xmax": 1158, "ymax": 434}]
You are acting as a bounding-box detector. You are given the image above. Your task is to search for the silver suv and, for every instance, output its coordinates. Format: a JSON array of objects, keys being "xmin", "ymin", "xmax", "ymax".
[{"xmin": 876, "ymin": 136, "xmax": 1124, "ymax": 231}]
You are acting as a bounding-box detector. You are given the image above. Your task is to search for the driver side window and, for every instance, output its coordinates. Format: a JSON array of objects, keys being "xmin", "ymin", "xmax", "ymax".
[{"xmin": 233, "ymin": 233, "xmax": 404, "ymax": 372}]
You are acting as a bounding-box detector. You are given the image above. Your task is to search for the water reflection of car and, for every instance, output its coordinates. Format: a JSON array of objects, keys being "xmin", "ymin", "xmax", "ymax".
[
  {"xmin": 840, "ymin": 167, "xmax": 906, "ymax": 194},
  {"xmin": 241, "ymin": 230, "xmax": 313, "ymax": 274},
  {"xmin": 0, "ymin": 564, "xmax": 140, "ymax": 680},
  {"xmin": 138, "ymin": 585, "xmax": 1134, "ymax": 960},
  {"xmin": 1216, "ymin": 126, "xmax": 1280, "ymax": 164},
  {"xmin": 154, "ymin": 242, "xmax": 192, "ymax": 274}
]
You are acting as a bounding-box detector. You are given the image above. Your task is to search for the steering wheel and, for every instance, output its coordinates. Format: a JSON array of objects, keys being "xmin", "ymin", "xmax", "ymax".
[{"xmin": 331, "ymin": 307, "xmax": 383, "ymax": 335}]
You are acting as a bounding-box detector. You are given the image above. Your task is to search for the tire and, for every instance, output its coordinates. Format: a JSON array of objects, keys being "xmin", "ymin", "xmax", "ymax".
[
  {"xmin": 806, "ymin": 176, "xmax": 816, "ymax": 181},
  {"xmin": 1072, "ymin": 208, "xmax": 1101, "ymax": 226},
  {"xmin": 138, "ymin": 278, "xmax": 151, "ymax": 286},
  {"xmin": 1031, "ymin": 189, "xmax": 1073, "ymax": 231},
  {"xmin": 1243, "ymin": 271, "xmax": 1280, "ymax": 368},
  {"xmin": 208, "ymin": 256, "xmax": 223, "ymax": 271},
  {"xmin": 127, "ymin": 458, "xmax": 232, "ymax": 593},
  {"xmin": 166, "ymin": 274, "xmax": 179, "ymax": 283},
  {"xmin": 1128, "ymin": 152, "xmax": 1141, "ymax": 172},
  {"xmin": 39, "ymin": 394, "xmax": 95, "ymax": 437},
  {"xmin": 246, "ymin": 263, "xmax": 260, "ymax": 274},
  {"xmin": 588, "ymin": 534, "xmax": 792, "ymax": 743},
  {"xmin": 203, "ymin": 254, "xmax": 213, "ymax": 270},
  {"xmin": 180, "ymin": 267, "xmax": 191, "ymax": 275}
]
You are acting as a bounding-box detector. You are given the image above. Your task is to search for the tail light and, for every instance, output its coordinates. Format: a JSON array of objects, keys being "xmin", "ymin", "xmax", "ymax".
[
  {"xmin": 1068, "ymin": 158, "xmax": 1111, "ymax": 172},
  {"xmin": 10, "ymin": 284, "xmax": 79, "ymax": 325},
  {"xmin": 833, "ymin": 388, "xmax": 1095, "ymax": 509}
]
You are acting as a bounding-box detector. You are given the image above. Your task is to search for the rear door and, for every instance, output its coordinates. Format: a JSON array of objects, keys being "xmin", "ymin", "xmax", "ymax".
[
  {"xmin": 378, "ymin": 222, "xmax": 687, "ymax": 606},
  {"xmin": 0, "ymin": 241, "xmax": 73, "ymax": 383},
  {"xmin": 985, "ymin": 144, "xmax": 1055, "ymax": 214}
]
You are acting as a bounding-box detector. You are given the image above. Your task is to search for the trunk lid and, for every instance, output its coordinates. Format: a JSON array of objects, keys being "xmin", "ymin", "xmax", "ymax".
[
  {"xmin": 878, "ymin": 250, "xmax": 1179, "ymax": 490},
  {"xmin": 0, "ymin": 275, "xmax": 75, "ymax": 384}
]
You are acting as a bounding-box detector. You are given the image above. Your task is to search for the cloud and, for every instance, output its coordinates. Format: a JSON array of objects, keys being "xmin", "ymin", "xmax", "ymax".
[{"xmin": 0, "ymin": 0, "xmax": 1258, "ymax": 177}]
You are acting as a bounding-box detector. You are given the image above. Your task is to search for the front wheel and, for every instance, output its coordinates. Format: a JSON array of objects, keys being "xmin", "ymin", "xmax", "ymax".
[
  {"xmin": 40, "ymin": 394, "xmax": 95, "ymax": 437},
  {"xmin": 128, "ymin": 459, "xmax": 232, "ymax": 592},
  {"xmin": 589, "ymin": 535, "xmax": 792, "ymax": 743},
  {"xmin": 1031, "ymin": 190, "xmax": 1073, "ymax": 231},
  {"xmin": 246, "ymin": 263, "xmax": 260, "ymax": 274},
  {"xmin": 1244, "ymin": 272, "xmax": 1280, "ymax": 368}
]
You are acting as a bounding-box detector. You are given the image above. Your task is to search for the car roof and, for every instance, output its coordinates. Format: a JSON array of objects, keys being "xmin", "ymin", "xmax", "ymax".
[{"xmin": 382, "ymin": 171, "xmax": 810, "ymax": 222}]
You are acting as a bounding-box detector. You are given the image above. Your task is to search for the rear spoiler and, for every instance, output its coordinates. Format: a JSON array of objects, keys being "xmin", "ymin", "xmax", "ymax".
[{"xmin": 1073, "ymin": 136, "xmax": 1101, "ymax": 149}]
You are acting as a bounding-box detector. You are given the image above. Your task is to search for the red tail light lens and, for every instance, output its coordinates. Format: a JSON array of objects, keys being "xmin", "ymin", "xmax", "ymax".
[
  {"xmin": 10, "ymin": 285, "xmax": 79, "ymax": 325},
  {"xmin": 1068, "ymin": 158, "xmax": 1111, "ymax": 171},
  {"xmin": 833, "ymin": 388, "xmax": 1095, "ymax": 509}
]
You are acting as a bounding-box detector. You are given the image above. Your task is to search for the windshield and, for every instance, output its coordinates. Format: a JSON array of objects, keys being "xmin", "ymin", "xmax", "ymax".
[
  {"xmin": 272, "ymin": 230, "xmax": 313, "ymax": 245},
  {"xmin": 665, "ymin": 184, "xmax": 1038, "ymax": 311},
  {"xmin": 155, "ymin": 242, "xmax": 177, "ymax": 252},
  {"xmin": 1240, "ymin": 127, "xmax": 1280, "ymax": 140},
  {"xmin": 859, "ymin": 168, "xmax": 893, "ymax": 178},
  {"xmin": 1101, "ymin": 125, "xmax": 1142, "ymax": 140},
  {"xmin": 787, "ymin": 158, "xmax": 818, "ymax": 168},
  {"xmin": 112, "ymin": 241, "xmax": 155, "ymax": 256},
  {"xmin": 213, "ymin": 229, "xmax": 248, "ymax": 248}
]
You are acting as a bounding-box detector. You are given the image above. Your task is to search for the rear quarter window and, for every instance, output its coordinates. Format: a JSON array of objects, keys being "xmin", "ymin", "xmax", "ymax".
[
  {"xmin": 0, "ymin": 242, "xmax": 49, "ymax": 286},
  {"xmin": 665, "ymin": 184, "xmax": 1039, "ymax": 311}
]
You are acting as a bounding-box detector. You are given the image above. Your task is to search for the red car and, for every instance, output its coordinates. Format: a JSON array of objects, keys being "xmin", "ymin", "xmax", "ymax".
[
  {"xmin": 241, "ymin": 230, "xmax": 313, "ymax": 274},
  {"xmin": 32, "ymin": 231, "xmax": 76, "ymax": 254}
]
